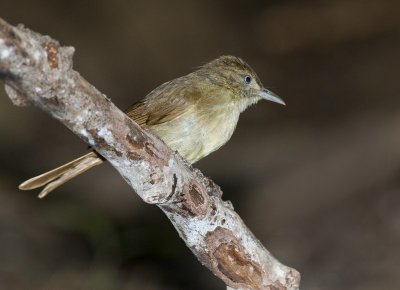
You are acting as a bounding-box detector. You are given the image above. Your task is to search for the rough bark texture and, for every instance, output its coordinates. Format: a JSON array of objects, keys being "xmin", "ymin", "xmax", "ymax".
[{"xmin": 0, "ymin": 17, "xmax": 300, "ymax": 290}]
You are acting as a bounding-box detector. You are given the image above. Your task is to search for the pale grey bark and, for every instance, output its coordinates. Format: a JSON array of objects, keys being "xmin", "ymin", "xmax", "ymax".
[{"xmin": 0, "ymin": 18, "xmax": 300, "ymax": 290}]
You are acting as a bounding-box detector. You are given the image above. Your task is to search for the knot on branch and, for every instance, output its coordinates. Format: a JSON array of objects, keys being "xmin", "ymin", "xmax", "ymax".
[
  {"xmin": 179, "ymin": 181, "xmax": 209, "ymax": 216},
  {"xmin": 206, "ymin": 227, "xmax": 263, "ymax": 289}
]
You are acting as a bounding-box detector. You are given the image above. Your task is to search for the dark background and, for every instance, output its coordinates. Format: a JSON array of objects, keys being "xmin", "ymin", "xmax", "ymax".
[{"xmin": 1, "ymin": 0, "xmax": 400, "ymax": 289}]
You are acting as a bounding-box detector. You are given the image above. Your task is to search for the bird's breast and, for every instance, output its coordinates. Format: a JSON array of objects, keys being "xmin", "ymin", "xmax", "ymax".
[{"xmin": 148, "ymin": 105, "xmax": 240, "ymax": 163}]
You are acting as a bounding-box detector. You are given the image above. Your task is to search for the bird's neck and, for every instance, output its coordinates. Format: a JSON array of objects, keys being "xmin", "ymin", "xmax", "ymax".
[{"xmin": 235, "ymin": 95, "xmax": 262, "ymax": 113}]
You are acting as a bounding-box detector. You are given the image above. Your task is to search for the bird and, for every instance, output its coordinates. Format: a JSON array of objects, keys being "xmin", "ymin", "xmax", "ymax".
[{"xmin": 19, "ymin": 55, "xmax": 285, "ymax": 198}]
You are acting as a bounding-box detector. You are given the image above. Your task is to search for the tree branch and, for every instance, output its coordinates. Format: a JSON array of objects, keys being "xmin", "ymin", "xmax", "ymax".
[{"xmin": 0, "ymin": 17, "xmax": 300, "ymax": 290}]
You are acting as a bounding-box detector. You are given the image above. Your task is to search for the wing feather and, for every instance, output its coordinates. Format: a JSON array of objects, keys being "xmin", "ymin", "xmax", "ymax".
[{"xmin": 126, "ymin": 77, "xmax": 200, "ymax": 127}]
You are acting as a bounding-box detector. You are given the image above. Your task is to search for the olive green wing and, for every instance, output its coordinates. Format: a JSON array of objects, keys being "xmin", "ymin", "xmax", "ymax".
[{"xmin": 125, "ymin": 78, "xmax": 200, "ymax": 127}]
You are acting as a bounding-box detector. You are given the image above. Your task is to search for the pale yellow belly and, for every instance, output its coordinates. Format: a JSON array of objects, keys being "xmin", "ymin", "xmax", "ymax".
[{"xmin": 148, "ymin": 107, "xmax": 240, "ymax": 163}]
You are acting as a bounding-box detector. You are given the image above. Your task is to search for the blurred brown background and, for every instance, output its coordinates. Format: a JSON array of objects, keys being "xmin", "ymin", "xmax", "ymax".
[{"xmin": 1, "ymin": 0, "xmax": 400, "ymax": 289}]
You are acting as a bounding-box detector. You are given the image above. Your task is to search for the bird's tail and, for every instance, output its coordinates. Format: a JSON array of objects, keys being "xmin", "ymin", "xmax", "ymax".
[{"xmin": 19, "ymin": 151, "xmax": 103, "ymax": 198}]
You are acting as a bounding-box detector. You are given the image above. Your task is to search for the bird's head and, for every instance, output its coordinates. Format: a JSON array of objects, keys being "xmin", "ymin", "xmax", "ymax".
[{"xmin": 199, "ymin": 55, "xmax": 285, "ymax": 111}]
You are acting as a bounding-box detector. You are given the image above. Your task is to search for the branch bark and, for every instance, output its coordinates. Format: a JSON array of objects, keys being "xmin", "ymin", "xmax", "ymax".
[{"xmin": 0, "ymin": 18, "xmax": 300, "ymax": 290}]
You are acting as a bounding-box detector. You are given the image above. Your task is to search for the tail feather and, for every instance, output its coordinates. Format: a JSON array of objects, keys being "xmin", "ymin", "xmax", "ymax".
[{"xmin": 19, "ymin": 151, "xmax": 103, "ymax": 198}]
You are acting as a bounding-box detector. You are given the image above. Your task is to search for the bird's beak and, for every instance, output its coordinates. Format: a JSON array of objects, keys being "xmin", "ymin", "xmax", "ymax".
[{"xmin": 258, "ymin": 88, "xmax": 285, "ymax": 106}]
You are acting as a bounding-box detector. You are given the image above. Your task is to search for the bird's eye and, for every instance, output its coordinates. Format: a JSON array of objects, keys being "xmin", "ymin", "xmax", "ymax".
[{"xmin": 244, "ymin": 75, "xmax": 252, "ymax": 84}]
